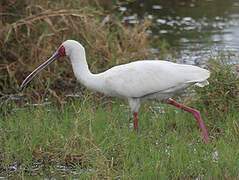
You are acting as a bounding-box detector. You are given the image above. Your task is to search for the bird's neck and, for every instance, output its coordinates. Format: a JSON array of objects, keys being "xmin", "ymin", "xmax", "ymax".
[{"xmin": 69, "ymin": 52, "xmax": 103, "ymax": 92}]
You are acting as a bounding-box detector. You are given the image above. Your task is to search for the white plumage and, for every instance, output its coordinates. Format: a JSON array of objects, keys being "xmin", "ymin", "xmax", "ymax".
[
  {"xmin": 20, "ymin": 40, "xmax": 210, "ymax": 143},
  {"xmin": 99, "ymin": 60, "xmax": 209, "ymax": 98}
]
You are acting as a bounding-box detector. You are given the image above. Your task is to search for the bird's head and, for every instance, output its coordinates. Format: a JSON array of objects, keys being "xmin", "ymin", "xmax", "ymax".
[
  {"xmin": 19, "ymin": 40, "xmax": 83, "ymax": 91},
  {"xmin": 60, "ymin": 40, "xmax": 85, "ymax": 57}
]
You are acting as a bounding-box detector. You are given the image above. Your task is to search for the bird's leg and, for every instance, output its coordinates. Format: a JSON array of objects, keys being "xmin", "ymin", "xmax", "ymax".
[
  {"xmin": 128, "ymin": 98, "xmax": 140, "ymax": 132},
  {"xmin": 168, "ymin": 98, "xmax": 209, "ymax": 143},
  {"xmin": 133, "ymin": 112, "xmax": 139, "ymax": 132}
]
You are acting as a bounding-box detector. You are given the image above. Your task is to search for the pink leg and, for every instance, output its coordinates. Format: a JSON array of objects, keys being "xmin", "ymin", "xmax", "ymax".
[
  {"xmin": 133, "ymin": 112, "xmax": 139, "ymax": 132},
  {"xmin": 168, "ymin": 99, "xmax": 209, "ymax": 143}
]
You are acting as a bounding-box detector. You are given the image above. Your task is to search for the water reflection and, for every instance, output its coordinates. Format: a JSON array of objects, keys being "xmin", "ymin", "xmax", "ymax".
[{"xmin": 119, "ymin": 0, "xmax": 239, "ymax": 64}]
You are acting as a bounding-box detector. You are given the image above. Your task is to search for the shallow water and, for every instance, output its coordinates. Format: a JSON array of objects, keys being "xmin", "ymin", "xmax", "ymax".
[{"xmin": 119, "ymin": 0, "xmax": 239, "ymax": 64}]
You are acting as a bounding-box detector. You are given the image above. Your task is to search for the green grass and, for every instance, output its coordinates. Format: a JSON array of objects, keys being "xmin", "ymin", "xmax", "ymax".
[
  {"xmin": 1, "ymin": 96, "xmax": 238, "ymax": 179},
  {"xmin": 1, "ymin": 1, "xmax": 238, "ymax": 179}
]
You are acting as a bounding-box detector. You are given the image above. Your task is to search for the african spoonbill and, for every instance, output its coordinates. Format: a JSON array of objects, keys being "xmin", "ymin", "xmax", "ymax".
[{"xmin": 20, "ymin": 40, "xmax": 210, "ymax": 142}]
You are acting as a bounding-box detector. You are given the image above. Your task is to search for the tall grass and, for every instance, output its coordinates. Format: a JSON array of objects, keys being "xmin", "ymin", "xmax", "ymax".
[
  {"xmin": 1, "ymin": 56, "xmax": 238, "ymax": 179},
  {"xmin": 189, "ymin": 58, "xmax": 239, "ymax": 142},
  {"xmin": 1, "ymin": 0, "xmax": 239, "ymax": 179},
  {"xmin": 193, "ymin": 58, "xmax": 239, "ymax": 119},
  {"xmin": 1, "ymin": 96, "xmax": 239, "ymax": 179}
]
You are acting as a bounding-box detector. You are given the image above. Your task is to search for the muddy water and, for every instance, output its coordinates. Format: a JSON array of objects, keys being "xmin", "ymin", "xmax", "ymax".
[{"xmin": 119, "ymin": 0, "xmax": 239, "ymax": 65}]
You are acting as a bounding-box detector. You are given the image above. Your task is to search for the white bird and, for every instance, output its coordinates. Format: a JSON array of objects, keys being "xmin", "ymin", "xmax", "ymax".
[{"xmin": 20, "ymin": 40, "xmax": 210, "ymax": 142}]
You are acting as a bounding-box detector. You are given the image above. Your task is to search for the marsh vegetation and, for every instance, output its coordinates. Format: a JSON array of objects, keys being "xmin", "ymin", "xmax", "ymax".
[{"xmin": 0, "ymin": 0, "xmax": 238, "ymax": 179}]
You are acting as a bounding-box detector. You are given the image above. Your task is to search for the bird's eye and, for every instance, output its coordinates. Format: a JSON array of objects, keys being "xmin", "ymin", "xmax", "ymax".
[{"xmin": 58, "ymin": 45, "xmax": 66, "ymax": 57}]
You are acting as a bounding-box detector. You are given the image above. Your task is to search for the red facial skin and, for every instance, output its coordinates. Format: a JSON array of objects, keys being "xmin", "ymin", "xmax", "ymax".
[{"xmin": 58, "ymin": 45, "xmax": 66, "ymax": 57}]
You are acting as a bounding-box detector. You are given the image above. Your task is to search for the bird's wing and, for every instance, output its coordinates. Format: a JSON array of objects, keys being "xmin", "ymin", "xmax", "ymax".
[{"xmin": 102, "ymin": 60, "xmax": 210, "ymax": 98}]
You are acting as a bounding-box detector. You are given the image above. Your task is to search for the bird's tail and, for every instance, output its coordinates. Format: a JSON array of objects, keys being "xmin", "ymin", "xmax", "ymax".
[{"xmin": 195, "ymin": 80, "xmax": 209, "ymax": 87}]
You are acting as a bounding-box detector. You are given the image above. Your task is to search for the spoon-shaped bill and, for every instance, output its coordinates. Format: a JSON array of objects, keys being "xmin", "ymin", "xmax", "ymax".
[{"xmin": 19, "ymin": 51, "xmax": 59, "ymax": 91}]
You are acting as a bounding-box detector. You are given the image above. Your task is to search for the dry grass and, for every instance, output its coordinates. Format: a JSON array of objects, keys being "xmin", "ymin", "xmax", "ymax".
[{"xmin": 0, "ymin": 0, "xmax": 152, "ymax": 100}]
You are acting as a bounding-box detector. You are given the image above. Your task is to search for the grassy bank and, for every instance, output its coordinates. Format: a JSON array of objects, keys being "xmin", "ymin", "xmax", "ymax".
[
  {"xmin": 1, "ymin": 0, "xmax": 239, "ymax": 179},
  {"xmin": 1, "ymin": 59, "xmax": 239, "ymax": 179},
  {"xmin": 1, "ymin": 96, "xmax": 239, "ymax": 179}
]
